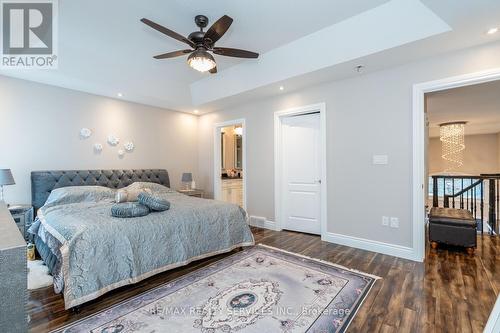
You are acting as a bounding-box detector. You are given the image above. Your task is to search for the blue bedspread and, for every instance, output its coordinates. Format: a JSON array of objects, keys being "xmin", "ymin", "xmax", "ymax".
[{"xmin": 37, "ymin": 186, "xmax": 254, "ymax": 309}]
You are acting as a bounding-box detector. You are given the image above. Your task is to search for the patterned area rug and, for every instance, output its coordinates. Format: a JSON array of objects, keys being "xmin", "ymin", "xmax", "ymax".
[{"xmin": 54, "ymin": 245, "xmax": 378, "ymax": 333}]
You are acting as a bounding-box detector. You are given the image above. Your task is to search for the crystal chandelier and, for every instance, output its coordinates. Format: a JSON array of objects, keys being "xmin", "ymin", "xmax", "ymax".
[{"xmin": 440, "ymin": 122, "xmax": 466, "ymax": 172}]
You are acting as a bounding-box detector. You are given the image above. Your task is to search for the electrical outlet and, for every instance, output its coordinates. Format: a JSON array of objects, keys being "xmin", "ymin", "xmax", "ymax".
[
  {"xmin": 382, "ymin": 216, "xmax": 389, "ymax": 226},
  {"xmin": 390, "ymin": 217, "xmax": 400, "ymax": 228}
]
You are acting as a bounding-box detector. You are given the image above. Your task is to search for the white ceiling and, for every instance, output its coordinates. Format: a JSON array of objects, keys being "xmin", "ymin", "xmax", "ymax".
[
  {"xmin": 1, "ymin": 0, "xmax": 500, "ymax": 114},
  {"xmin": 427, "ymin": 80, "xmax": 500, "ymax": 137}
]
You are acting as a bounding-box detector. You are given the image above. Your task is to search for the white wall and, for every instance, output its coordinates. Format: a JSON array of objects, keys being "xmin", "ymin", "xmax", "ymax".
[
  {"xmin": 429, "ymin": 134, "xmax": 499, "ymax": 175},
  {"xmin": 2, "ymin": 39, "xmax": 500, "ymax": 256},
  {"xmin": 198, "ymin": 40, "xmax": 500, "ymax": 250},
  {"xmin": 0, "ymin": 75, "xmax": 198, "ymax": 204}
]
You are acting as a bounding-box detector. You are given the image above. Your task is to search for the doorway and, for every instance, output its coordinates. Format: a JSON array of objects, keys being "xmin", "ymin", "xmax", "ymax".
[
  {"xmin": 274, "ymin": 103, "xmax": 327, "ymax": 236},
  {"xmin": 213, "ymin": 119, "xmax": 246, "ymax": 209},
  {"xmin": 412, "ymin": 68, "xmax": 500, "ymax": 262}
]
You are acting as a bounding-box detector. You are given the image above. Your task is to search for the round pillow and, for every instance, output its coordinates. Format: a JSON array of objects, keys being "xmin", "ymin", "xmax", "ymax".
[
  {"xmin": 111, "ymin": 202, "xmax": 150, "ymax": 218},
  {"xmin": 138, "ymin": 192, "xmax": 170, "ymax": 211}
]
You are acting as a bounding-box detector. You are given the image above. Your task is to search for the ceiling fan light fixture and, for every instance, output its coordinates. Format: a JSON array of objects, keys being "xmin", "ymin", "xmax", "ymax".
[
  {"xmin": 142, "ymin": 15, "xmax": 258, "ymax": 74},
  {"xmin": 187, "ymin": 49, "xmax": 216, "ymax": 72}
]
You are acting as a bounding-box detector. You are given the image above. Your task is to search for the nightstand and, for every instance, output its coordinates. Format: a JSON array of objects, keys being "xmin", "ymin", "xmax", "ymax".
[
  {"xmin": 8, "ymin": 204, "xmax": 34, "ymax": 242},
  {"xmin": 178, "ymin": 189, "xmax": 204, "ymax": 198}
]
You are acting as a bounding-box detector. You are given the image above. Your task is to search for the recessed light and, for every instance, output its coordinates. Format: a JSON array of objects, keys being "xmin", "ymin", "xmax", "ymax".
[
  {"xmin": 117, "ymin": 93, "xmax": 123, "ymax": 97},
  {"xmin": 279, "ymin": 86, "xmax": 284, "ymax": 91},
  {"xmin": 193, "ymin": 110, "xmax": 199, "ymax": 114},
  {"xmin": 487, "ymin": 27, "xmax": 498, "ymax": 35}
]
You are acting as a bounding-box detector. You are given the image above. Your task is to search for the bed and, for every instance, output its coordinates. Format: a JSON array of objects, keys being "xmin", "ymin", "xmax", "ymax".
[{"xmin": 30, "ymin": 169, "xmax": 254, "ymax": 309}]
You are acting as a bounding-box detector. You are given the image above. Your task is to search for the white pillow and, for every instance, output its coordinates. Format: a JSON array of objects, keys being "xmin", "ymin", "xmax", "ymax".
[
  {"xmin": 126, "ymin": 182, "xmax": 172, "ymax": 193},
  {"xmin": 44, "ymin": 186, "xmax": 115, "ymax": 207},
  {"xmin": 115, "ymin": 188, "xmax": 152, "ymax": 203}
]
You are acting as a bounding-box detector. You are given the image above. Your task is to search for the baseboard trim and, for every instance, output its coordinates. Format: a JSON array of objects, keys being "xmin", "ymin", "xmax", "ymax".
[
  {"xmin": 249, "ymin": 216, "xmax": 278, "ymax": 231},
  {"xmin": 249, "ymin": 218, "xmax": 421, "ymax": 261},
  {"xmin": 322, "ymin": 232, "xmax": 421, "ymax": 262}
]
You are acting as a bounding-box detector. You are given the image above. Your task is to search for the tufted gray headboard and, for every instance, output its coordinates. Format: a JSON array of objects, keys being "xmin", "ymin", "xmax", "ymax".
[{"xmin": 31, "ymin": 169, "xmax": 170, "ymax": 211}]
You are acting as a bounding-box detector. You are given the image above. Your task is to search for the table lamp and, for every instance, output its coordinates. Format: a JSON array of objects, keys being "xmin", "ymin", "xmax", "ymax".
[{"xmin": 0, "ymin": 169, "xmax": 15, "ymax": 203}]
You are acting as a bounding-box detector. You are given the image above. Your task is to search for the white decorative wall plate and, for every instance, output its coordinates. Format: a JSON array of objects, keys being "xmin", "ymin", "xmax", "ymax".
[
  {"xmin": 124, "ymin": 141, "xmax": 134, "ymax": 152},
  {"xmin": 80, "ymin": 128, "xmax": 92, "ymax": 138},
  {"xmin": 107, "ymin": 135, "xmax": 120, "ymax": 146},
  {"xmin": 93, "ymin": 143, "xmax": 103, "ymax": 152}
]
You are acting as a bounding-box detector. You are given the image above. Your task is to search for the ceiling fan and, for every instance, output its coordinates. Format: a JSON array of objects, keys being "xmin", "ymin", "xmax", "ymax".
[{"xmin": 141, "ymin": 15, "xmax": 259, "ymax": 74}]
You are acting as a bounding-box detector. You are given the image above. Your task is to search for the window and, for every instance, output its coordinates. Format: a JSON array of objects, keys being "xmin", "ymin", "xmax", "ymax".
[{"xmin": 428, "ymin": 177, "xmax": 482, "ymax": 198}]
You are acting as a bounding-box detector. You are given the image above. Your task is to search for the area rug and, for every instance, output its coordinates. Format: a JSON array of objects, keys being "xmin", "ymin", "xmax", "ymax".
[
  {"xmin": 53, "ymin": 245, "xmax": 379, "ymax": 333},
  {"xmin": 28, "ymin": 260, "xmax": 53, "ymax": 290}
]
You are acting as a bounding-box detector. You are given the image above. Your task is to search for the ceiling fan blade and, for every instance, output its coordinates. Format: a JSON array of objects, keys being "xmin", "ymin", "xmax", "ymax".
[
  {"xmin": 204, "ymin": 15, "xmax": 233, "ymax": 45},
  {"xmin": 153, "ymin": 49, "xmax": 193, "ymax": 59},
  {"xmin": 209, "ymin": 66, "xmax": 217, "ymax": 74},
  {"xmin": 212, "ymin": 47, "xmax": 259, "ymax": 58},
  {"xmin": 141, "ymin": 18, "xmax": 195, "ymax": 48}
]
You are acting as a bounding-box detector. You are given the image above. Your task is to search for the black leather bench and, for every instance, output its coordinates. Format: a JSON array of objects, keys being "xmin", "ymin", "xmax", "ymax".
[{"xmin": 429, "ymin": 207, "xmax": 477, "ymax": 253}]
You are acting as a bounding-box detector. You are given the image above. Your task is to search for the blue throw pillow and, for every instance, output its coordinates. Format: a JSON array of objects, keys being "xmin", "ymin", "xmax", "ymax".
[
  {"xmin": 111, "ymin": 202, "xmax": 150, "ymax": 218},
  {"xmin": 138, "ymin": 192, "xmax": 170, "ymax": 211}
]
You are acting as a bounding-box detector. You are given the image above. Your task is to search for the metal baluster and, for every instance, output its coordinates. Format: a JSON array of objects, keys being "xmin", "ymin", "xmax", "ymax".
[
  {"xmin": 481, "ymin": 181, "xmax": 484, "ymax": 235},
  {"xmin": 488, "ymin": 179, "xmax": 495, "ymax": 236},
  {"xmin": 444, "ymin": 177, "xmax": 447, "ymax": 208},
  {"xmin": 444, "ymin": 177, "xmax": 449, "ymax": 208},
  {"xmin": 460, "ymin": 179, "xmax": 464, "ymax": 209},
  {"xmin": 473, "ymin": 184, "xmax": 477, "ymax": 228},
  {"xmin": 452, "ymin": 178, "xmax": 456, "ymax": 208},
  {"xmin": 466, "ymin": 180, "xmax": 469, "ymax": 212},
  {"xmin": 471, "ymin": 184, "xmax": 474, "ymax": 216},
  {"xmin": 497, "ymin": 179, "xmax": 499, "ymax": 234},
  {"xmin": 432, "ymin": 176, "xmax": 439, "ymax": 207}
]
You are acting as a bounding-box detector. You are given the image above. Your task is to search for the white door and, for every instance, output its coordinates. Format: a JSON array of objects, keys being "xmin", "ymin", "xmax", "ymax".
[{"xmin": 281, "ymin": 112, "xmax": 321, "ymax": 234}]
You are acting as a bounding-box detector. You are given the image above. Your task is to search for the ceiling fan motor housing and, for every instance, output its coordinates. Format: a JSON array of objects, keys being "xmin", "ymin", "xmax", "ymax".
[
  {"xmin": 191, "ymin": 15, "xmax": 209, "ymax": 45},
  {"xmin": 188, "ymin": 31, "xmax": 205, "ymax": 45}
]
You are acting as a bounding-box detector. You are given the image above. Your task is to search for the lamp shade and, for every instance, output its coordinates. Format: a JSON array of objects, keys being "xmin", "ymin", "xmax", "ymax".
[
  {"xmin": 181, "ymin": 173, "xmax": 193, "ymax": 183},
  {"xmin": 0, "ymin": 169, "xmax": 15, "ymax": 186}
]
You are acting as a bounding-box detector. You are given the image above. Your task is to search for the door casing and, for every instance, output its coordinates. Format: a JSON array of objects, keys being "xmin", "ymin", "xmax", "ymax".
[
  {"xmin": 274, "ymin": 103, "xmax": 327, "ymax": 237},
  {"xmin": 412, "ymin": 68, "xmax": 500, "ymax": 262}
]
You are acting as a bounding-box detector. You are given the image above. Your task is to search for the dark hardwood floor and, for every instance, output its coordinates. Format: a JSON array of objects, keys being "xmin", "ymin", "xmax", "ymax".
[{"xmin": 28, "ymin": 227, "xmax": 499, "ymax": 332}]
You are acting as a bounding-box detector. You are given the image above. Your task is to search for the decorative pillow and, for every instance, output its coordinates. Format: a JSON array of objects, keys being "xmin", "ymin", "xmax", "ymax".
[
  {"xmin": 115, "ymin": 188, "xmax": 152, "ymax": 203},
  {"xmin": 138, "ymin": 192, "xmax": 171, "ymax": 211},
  {"xmin": 44, "ymin": 186, "xmax": 115, "ymax": 208},
  {"xmin": 126, "ymin": 182, "xmax": 173, "ymax": 194},
  {"xmin": 111, "ymin": 202, "xmax": 150, "ymax": 218}
]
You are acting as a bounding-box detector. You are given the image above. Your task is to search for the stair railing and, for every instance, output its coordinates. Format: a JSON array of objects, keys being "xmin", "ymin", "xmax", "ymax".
[{"xmin": 431, "ymin": 174, "xmax": 500, "ymax": 235}]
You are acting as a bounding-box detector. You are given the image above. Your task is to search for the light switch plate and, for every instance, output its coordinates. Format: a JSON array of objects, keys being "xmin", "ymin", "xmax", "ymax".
[
  {"xmin": 373, "ymin": 155, "xmax": 389, "ymax": 165},
  {"xmin": 382, "ymin": 216, "xmax": 389, "ymax": 226},
  {"xmin": 390, "ymin": 217, "xmax": 399, "ymax": 228}
]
